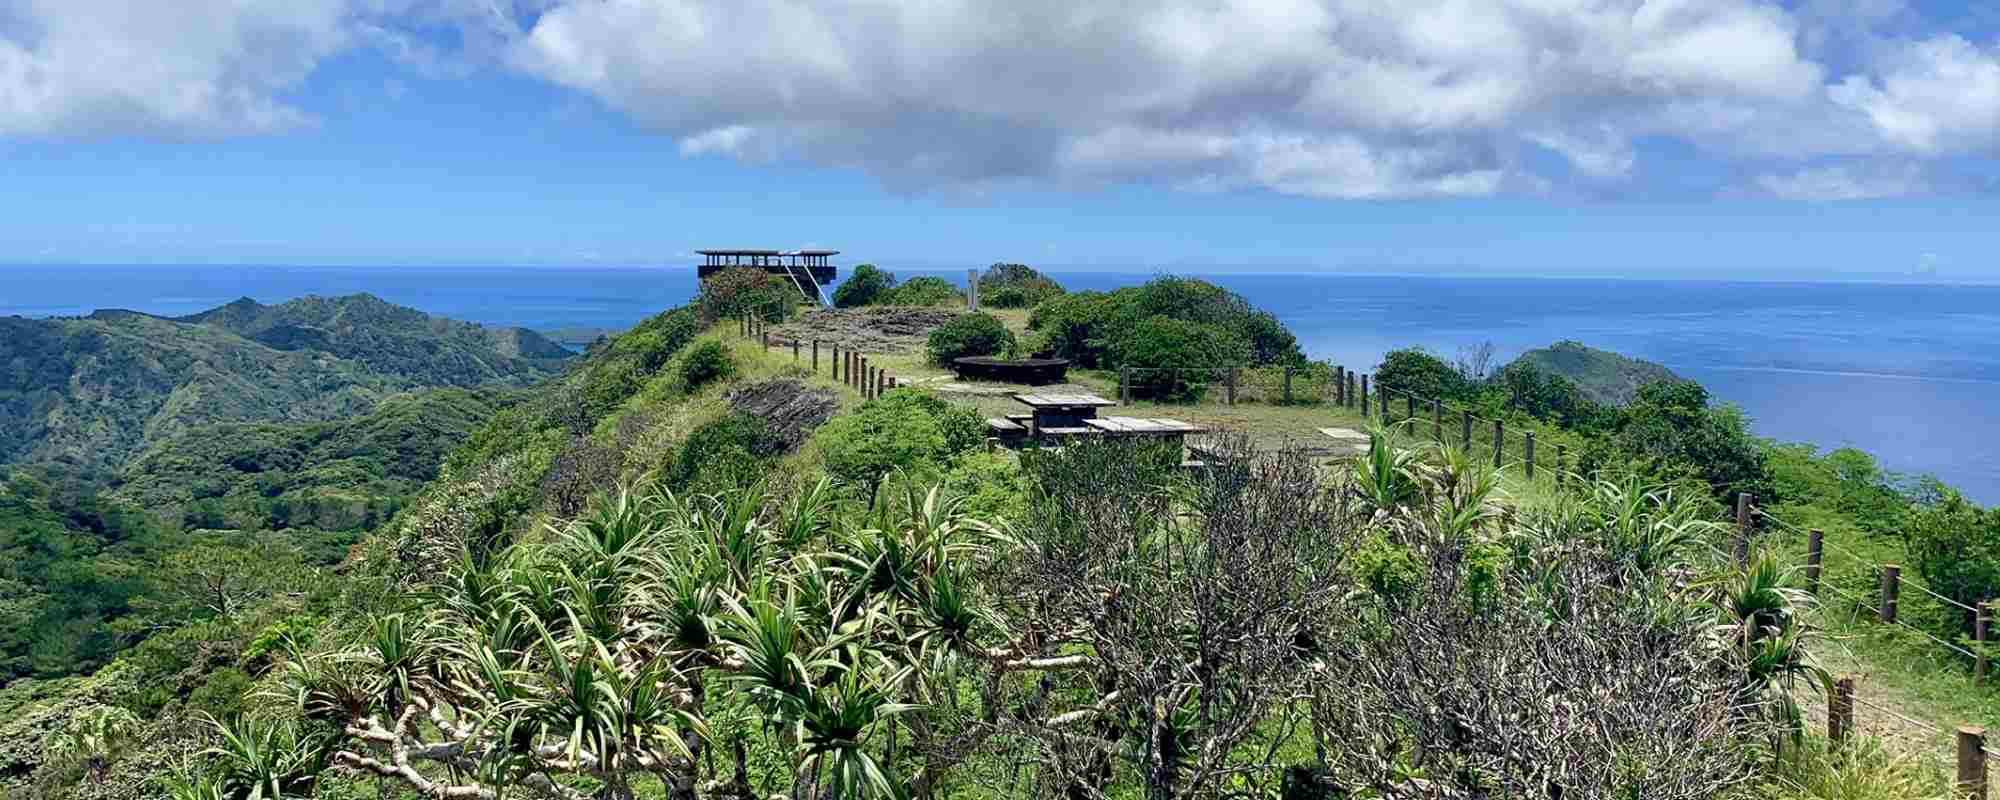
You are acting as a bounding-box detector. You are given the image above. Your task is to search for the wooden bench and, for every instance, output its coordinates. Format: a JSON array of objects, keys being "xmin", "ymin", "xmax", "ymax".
[{"xmin": 987, "ymin": 417, "xmax": 1028, "ymax": 435}]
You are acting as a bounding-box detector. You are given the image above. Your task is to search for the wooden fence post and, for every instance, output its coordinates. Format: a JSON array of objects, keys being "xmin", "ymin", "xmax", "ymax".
[
  {"xmin": 1226, "ymin": 368, "xmax": 1237, "ymax": 406},
  {"xmin": 1960, "ymin": 726, "xmax": 1987, "ymax": 800},
  {"xmin": 812, "ymin": 340, "xmax": 820, "ymax": 373},
  {"xmin": 877, "ymin": 371, "xmax": 886, "ymax": 398},
  {"xmin": 1432, "ymin": 399, "xmax": 1443, "ymax": 441},
  {"xmin": 831, "ymin": 344, "xmax": 840, "ymax": 382},
  {"xmin": 762, "ymin": 331, "xmax": 769, "ymax": 351},
  {"xmin": 1460, "ymin": 410, "xmax": 1473, "ymax": 449},
  {"xmin": 1360, "ymin": 375, "xmax": 1370, "ymax": 416},
  {"xmin": 1121, "ymin": 368, "xmax": 1131, "ymax": 404},
  {"xmin": 1524, "ymin": 432, "xmax": 1536, "ymax": 479},
  {"xmin": 1980, "ymin": 602, "xmax": 1992, "ymax": 685},
  {"xmin": 1881, "ymin": 564, "xmax": 1901, "ymax": 624},
  {"xmin": 1335, "ymin": 366, "xmax": 1346, "ymax": 406},
  {"xmin": 860, "ymin": 358, "xmax": 870, "ymax": 398},
  {"xmin": 1555, "ymin": 444, "xmax": 1567, "ymax": 486},
  {"xmin": 1735, "ymin": 493, "xmax": 1754, "ymax": 564},
  {"xmin": 1830, "ymin": 675, "xmax": 1855, "ymax": 744},
  {"xmin": 1493, "ymin": 420, "xmax": 1504, "ymax": 469},
  {"xmin": 1283, "ymin": 366, "xmax": 1293, "ymax": 405},
  {"xmin": 1405, "ymin": 393, "xmax": 1416, "ymax": 424},
  {"xmin": 1806, "ymin": 529, "xmax": 1824, "ymax": 596},
  {"xmin": 791, "ymin": 339, "xmax": 799, "ymax": 362}
]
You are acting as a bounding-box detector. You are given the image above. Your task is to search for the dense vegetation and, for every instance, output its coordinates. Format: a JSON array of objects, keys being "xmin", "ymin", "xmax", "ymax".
[
  {"xmin": 3, "ymin": 273, "xmax": 1984, "ymax": 799},
  {"xmin": 114, "ymin": 388, "xmax": 521, "ymax": 535},
  {"xmin": 0, "ymin": 296, "xmax": 566, "ymax": 692},
  {"xmin": 1374, "ymin": 345, "xmax": 1768, "ymax": 502},
  {"xmin": 832, "ymin": 266, "xmax": 969, "ymax": 308},
  {"xmin": 0, "ymin": 294, "xmax": 567, "ymax": 474}
]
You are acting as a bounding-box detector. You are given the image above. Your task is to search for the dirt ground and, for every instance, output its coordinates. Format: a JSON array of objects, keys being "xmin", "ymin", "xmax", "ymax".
[{"xmin": 772, "ymin": 307, "xmax": 964, "ymax": 354}]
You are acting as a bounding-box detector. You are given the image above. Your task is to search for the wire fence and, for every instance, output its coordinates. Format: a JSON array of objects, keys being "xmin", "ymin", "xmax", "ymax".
[
  {"xmin": 1749, "ymin": 499, "xmax": 1998, "ymax": 790},
  {"xmin": 738, "ymin": 315, "xmax": 914, "ymax": 401}
]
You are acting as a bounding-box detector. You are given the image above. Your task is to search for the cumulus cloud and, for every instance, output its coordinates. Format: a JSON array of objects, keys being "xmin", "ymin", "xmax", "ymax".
[
  {"xmin": 504, "ymin": 0, "xmax": 2000, "ymax": 197},
  {"xmin": 0, "ymin": 0, "xmax": 352, "ymax": 137},
  {"xmin": 6, "ymin": 0, "xmax": 2000, "ymax": 198}
]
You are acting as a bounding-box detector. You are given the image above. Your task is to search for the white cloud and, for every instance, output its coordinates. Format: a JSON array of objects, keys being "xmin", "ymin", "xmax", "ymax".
[
  {"xmin": 0, "ymin": 0, "xmax": 354, "ymax": 137},
  {"xmin": 500, "ymin": 0, "xmax": 1911, "ymax": 197},
  {"xmin": 7, "ymin": 0, "xmax": 2000, "ymax": 199},
  {"xmin": 1753, "ymin": 161, "xmax": 1928, "ymax": 200}
]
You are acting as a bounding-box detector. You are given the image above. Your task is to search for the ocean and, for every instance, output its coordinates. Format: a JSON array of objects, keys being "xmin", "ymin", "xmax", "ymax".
[{"xmin": 6, "ymin": 264, "xmax": 1999, "ymax": 503}]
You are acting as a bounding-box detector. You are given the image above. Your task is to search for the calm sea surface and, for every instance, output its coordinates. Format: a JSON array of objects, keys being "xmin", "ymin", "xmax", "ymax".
[{"xmin": 7, "ymin": 265, "xmax": 1999, "ymax": 503}]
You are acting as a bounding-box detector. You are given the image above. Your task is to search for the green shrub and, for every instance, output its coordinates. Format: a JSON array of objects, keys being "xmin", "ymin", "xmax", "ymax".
[
  {"xmin": 984, "ymin": 286, "xmax": 1028, "ymax": 308},
  {"xmin": 979, "ymin": 263, "xmax": 1065, "ymax": 308},
  {"xmin": 942, "ymin": 451, "xmax": 1031, "ymax": 522},
  {"xmin": 880, "ymin": 276, "xmax": 964, "ymax": 307},
  {"xmin": 817, "ymin": 389, "xmax": 983, "ymax": 494},
  {"xmin": 1375, "ymin": 348, "xmax": 1473, "ymax": 403},
  {"xmin": 1114, "ymin": 317, "xmax": 1248, "ymax": 401},
  {"xmin": 833, "ymin": 264, "xmax": 896, "ymax": 308},
  {"xmin": 661, "ymin": 413, "xmax": 770, "ymax": 492},
  {"xmin": 926, "ymin": 313, "xmax": 1015, "ymax": 366},
  {"xmin": 697, "ymin": 267, "xmax": 800, "ymax": 323},
  {"xmin": 1026, "ymin": 276, "xmax": 1301, "ymax": 370},
  {"xmin": 678, "ymin": 340, "xmax": 735, "ymax": 391}
]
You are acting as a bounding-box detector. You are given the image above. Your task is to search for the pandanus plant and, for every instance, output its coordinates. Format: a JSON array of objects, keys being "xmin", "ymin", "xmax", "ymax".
[
  {"xmin": 47, "ymin": 704, "xmax": 140, "ymax": 784},
  {"xmin": 1708, "ymin": 549, "xmax": 1829, "ymax": 732}
]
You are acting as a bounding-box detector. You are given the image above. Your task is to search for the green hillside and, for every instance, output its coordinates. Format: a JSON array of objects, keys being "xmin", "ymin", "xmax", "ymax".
[
  {"xmin": 1503, "ymin": 339, "xmax": 1683, "ymax": 405},
  {"xmin": 113, "ymin": 387, "xmax": 525, "ymax": 536},
  {"xmin": 0, "ymin": 294, "xmax": 568, "ymax": 474},
  {"xmin": 0, "ymin": 281, "xmax": 1968, "ymax": 800}
]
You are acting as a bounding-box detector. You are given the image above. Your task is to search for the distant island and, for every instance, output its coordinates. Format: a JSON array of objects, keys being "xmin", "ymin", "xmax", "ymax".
[
  {"xmin": 539, "ymin": 325, "xmax": 625, "ymax": 349},
  {"xmin": 1505, "ymin": 339, "xmax": 1683, "ymax": 406}
]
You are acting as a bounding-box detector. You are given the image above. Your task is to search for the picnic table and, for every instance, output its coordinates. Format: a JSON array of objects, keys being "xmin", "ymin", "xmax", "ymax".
[
  {"xmin": 1085, "ymin": 416, "xmax": 1208, "ymax": 436},
  {"xmin": 1012, "ymin": 393, "xmax": 1117, "ymax": 433}
]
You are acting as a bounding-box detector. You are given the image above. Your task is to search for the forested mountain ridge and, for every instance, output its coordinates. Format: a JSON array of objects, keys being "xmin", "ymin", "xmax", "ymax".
[{"xmin": 0, "ymin": 294, "xmax": 569, "ymax": 473}]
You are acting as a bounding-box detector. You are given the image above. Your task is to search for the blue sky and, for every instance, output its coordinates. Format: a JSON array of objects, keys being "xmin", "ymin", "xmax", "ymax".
[{"xmin": 4, "ymin": 0, "xmax": 2000, "ymax": 280}]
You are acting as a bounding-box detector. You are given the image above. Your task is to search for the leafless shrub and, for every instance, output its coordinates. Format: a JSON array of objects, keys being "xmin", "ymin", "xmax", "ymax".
[
  {"xmin": 981, "ymin": 436, "xmax": 1359, "ymax": 800},
  {"xmin": 1454, "ymin": 341, "xmax": 1497, "ymax": 382},
  {"xmin": 540, "ymin": 434, "xmax": 620, "ymax": 518},
  {"xmin": 1306, "ymin": 516, "xmax": 1764, "ymax": 800}
]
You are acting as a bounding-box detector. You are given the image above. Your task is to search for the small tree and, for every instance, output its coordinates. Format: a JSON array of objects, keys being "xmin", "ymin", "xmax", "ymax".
[
  {"xmin": 978, "ymin": 262, "xmax": 1065, "ymax": 308},
  {"xmin": 1374, "ymin": 347, "xmax": 1472, "ymax": 403},
  {"xmin": 1113, "ymin": 316, "xmax": 1247, "ymax": 401},
  {"xmin": 833, "ymin": 263, "xmax": 897, "ymax": 308},
  {"xmin": 926, "ymin": 312, "xmax": 1015, "ymax": 365},
  {"xmin": 697, "ymin": 267, "xmax": 800, "ymax": 323}
]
